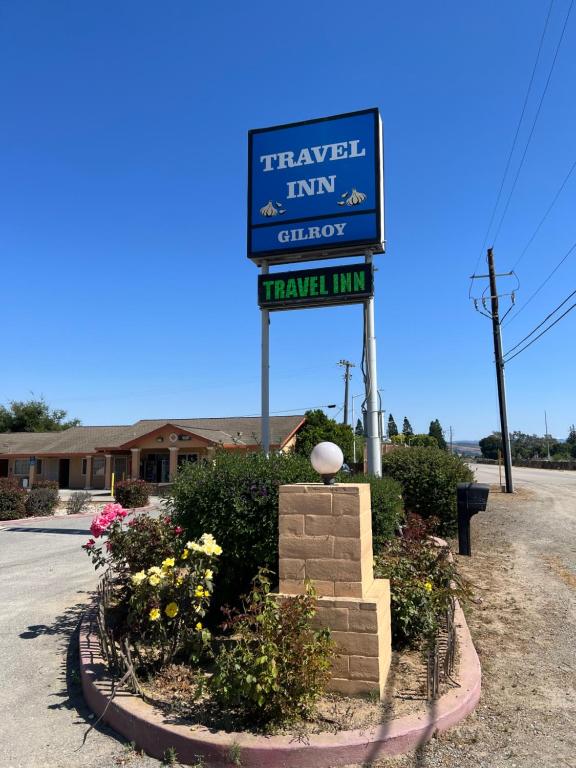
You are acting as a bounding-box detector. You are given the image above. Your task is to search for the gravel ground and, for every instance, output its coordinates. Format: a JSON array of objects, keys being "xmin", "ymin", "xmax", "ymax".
[{"xmin": 351, "ymin": 467, "xmax": 576, "ymax": 768}]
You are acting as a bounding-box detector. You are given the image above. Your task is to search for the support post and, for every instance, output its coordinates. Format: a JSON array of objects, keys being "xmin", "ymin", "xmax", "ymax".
[
  {"xmin": 104, "ymin": 454, "xmax": 112, "ymax": 490},
  {"xmin": 84, "ymin": 455, "xmax": 92, "ymax": 490},
  {"xmin": 169, "ymin": 446, "xmax": 179, "ymax": 480},
  {"xmin": 364, "ymin": 254, "xmax": 382, "ymax": 477},
  {"xmin": 130, "ymin": 448, "xmax": 141, "ymax": 481},
  {"xmin": 261, "ymin": 262, "xmax": 270, "ymax": 457},
  {"xmin": 487, "ymin": 248, "xmax": 513, "ymax": 493}
]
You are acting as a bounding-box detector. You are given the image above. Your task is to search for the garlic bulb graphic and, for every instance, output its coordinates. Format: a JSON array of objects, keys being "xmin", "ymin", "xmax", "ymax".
[
  {"xmin": 338, "ymin": 188, "xmax": 367, "ymax": 207},
  {"xmin": 260, "ymin": 200, "xmax": 286, "ymax": 216}
]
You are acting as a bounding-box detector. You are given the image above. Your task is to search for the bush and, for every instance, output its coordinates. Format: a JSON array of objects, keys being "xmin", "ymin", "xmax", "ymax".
[
  {"xmin": 114, "ymin": 479, "xmax": 150, "ymax": 508},
  {"xmin": 25, "ymin": 486, "xmax": 59, "ymax": 516},
  {"xmin": 345, "ymin": 473, "xmax": 404, "ymax": 545},
  {"xmin": 0, "ymin": 478, "xmax": 27, "ymax": 520},
  {"xmin": 32, "ymin": 479, "xmax": 59, "ymax": 490},
  {"xmin": 169, "ymin": 451, "xmax": 317, "ymax": 609},
  {"xmin": 380, "ymin": 447, "xmax": 473, "ymax": 535},
  {"xmin": 66, "ymin": 490, "xmax": 92, "ymax": 515},
  {"xmin": 374, "ymin": 515, "xmax": 469, "ymax": 648},
  {"xmin": 82, "ymin": 504, "xmax": 220, "ymax": 668},
  {"xmin": 211, "ymin": 571, "xmax": 335, "ymax": 726}
]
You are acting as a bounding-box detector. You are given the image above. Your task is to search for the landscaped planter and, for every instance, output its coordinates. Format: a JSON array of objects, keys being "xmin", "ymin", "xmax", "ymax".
[{"xmin": 79, "ymin": 597, "xmax": 481, "ymax": 767}]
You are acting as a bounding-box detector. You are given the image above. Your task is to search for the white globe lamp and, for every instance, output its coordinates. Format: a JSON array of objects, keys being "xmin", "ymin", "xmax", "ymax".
[{"xmin": 310, "ymin": 442, "xmax": 344, "ymax": 485}]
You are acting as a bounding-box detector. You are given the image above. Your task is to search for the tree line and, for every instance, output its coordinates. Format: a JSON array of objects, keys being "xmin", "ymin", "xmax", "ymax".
[{"xmin": 479, "ymin": 426, "xmax": 576, "ymax": 461}]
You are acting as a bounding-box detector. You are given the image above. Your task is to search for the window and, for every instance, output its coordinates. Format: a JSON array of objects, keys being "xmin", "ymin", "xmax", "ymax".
[
  {"xmin": 14, "ymin": 459, "xmax": 29, "ymax": 475},
  {"xmin": 93, "ymin": 457, "xmax": 105, "ymax": 477},
  {"xmin": 177, "ymin": 453, "xmax": 198, "ymax": 467},
  {"xmin": 82, "ymin": 459, "xmax": 87, "ymax": 475}
]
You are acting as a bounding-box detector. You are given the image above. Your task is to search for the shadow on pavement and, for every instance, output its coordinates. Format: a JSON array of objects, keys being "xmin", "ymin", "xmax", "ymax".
[
  {"xmin": 4, "ymin": 527, "xmax": 88, "ymax": 535},
  {"xmin": 19, "ymin": 597, "xmax": 127, "ymax": 752}
]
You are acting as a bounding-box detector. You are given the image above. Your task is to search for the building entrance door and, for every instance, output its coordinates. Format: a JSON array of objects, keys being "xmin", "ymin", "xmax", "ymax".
[
  {"xmin": 0, "ymin": 459, "xmax": 8, "ymax": 478},
  {"xmin": 58, "ymin": 459, "xmax": 70, "ymax": 488},
  {"xmin": 143, "ymin": 453, "xmax": 170, "ymax": 484}
]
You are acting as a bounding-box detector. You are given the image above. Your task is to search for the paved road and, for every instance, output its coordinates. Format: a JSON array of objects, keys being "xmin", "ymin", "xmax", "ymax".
[
  {"xmin": 471, "ymin": 461, "xmax": 576, "ymax": 491},
  {"xmin": 0, "ymin": 510, "xmax": 162, "ymax": 768}
]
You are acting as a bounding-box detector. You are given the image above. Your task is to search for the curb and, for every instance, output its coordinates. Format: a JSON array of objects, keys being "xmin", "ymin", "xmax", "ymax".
[
  {"xmin": 0, "ymin": 503, "xmax": 156, "ymax": 527},
  {"xmin": 79, "ymin": 601, "xmax": 481, "ymax": 766}
]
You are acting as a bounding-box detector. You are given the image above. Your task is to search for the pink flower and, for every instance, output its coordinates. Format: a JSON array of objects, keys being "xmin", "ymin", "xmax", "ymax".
[
  {"xmin": 174, "ymin": 526, "xmax": 184, "ymax": 535},
  {"xmin": 84, "ymin": 538, "xmax": 96, "ymax": 549},
  {"xmin": 89, "ymin": 503, "xmax": 128, "ymax": 538}
]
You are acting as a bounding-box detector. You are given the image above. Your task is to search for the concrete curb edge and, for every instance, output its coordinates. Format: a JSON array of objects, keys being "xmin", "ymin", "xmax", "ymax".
[{"xmin": 79, "ymin": 599, "xmax": 481, "ymax": 766}]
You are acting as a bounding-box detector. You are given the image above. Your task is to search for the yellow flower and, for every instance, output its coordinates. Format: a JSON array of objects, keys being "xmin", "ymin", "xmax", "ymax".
[
  {"xmin": 165, "ymin": 602, "xmax": 179, "ymax": 618},
  {"xmin": 186, "ymin": 540, "xmax": 202, "ymax": 552},
  {"xmin": 424, "ymin": 581, "xmax": 433, "ymax": 593},
  {"xmin": 162, "ymin": 557, "xmax": 175, "ymax": 570},
  {"xmin": 147, "ymin": 566, "xmax": 162, "ymax": 575},
  {"xmin": 131, "ymin": 570, "xmax": 147, "ymax": 586},
  {"xmin": 194, "ymin": 585, "xmax": 206, "ymax": 599},
  {"xmin": 195, "ymin": 622, "xmax": 202, "ymax": 631},
  {"xmin": 181, "ymin": 548, "xmax": 189, "ymax": 560},
  {"xmin": 176, "ymin": 576, "xmax": 184, "ymax": 587},
  {"xmin": 149, "ymin": 575, "xmax": 161, "ymax": 587},
  {"xmin": 149, "ymin": 608, "xmax": 161, "ymax": 622},
  {"xmin": 204, "ymin": 569, "xmax": 213, "ymax": 581}
]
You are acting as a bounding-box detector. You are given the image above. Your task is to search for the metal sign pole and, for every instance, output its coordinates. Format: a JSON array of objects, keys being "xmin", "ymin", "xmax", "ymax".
[
  {"xmin": 364, "ymin": 254, "xmax": 382, "ymax": 476},
  {"xmin": 261, "ymin": 262, "xmax": 270, "ymax": 456}
]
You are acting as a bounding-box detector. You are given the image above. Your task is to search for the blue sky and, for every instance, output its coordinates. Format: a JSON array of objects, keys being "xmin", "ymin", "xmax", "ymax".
[{"xmin": 1, "ymin": 1, "xmax": 575, "ymax": 440}]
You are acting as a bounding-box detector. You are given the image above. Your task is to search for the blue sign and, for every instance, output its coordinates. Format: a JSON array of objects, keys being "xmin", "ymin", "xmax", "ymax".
[{"xmin": 248, "ymin": 108, "xmax": 384, "ymax": 264}]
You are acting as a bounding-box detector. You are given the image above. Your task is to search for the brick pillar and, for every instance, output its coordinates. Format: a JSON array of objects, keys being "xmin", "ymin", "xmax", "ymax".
[
  {"xmin": 169, "ymin": 446, "xmax": 179, "ymax": 480},
  {"xmin": 84, "ymin": 456, "xmax": 92, "ymax": 490},
  {"xmin": 130, "ymin": 448, "xmax": 141, "ymax": 480},
  {"xmin": 277, "ymin": 483, "xmax": 391, "ymax": 699},
  {"xmin": 28, "ymin": 459, "xmax": 36, "ymax": 489}
]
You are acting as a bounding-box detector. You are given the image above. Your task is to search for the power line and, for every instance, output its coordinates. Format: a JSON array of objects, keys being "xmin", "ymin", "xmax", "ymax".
[
  {"xmin": 491, "ymin": 0, "xmax": 574, "ymax": 246},
  {"xmin": 504, "ymin": 298, "xmax": 576, "ymax": 362},
  {"xmin": 504, "ymin": 287, "xmax": 576, "ymax": 356},
  {"xmin": 470, "ymin": 0, "xmax": 555, "ymax": 282},
  {"xmin": 505, "ymin": 237, "xmax": 576, "ymax": 326},
  {"xmin": 511, "ymin": 157, "xmax": 576, "ymax": 270}
]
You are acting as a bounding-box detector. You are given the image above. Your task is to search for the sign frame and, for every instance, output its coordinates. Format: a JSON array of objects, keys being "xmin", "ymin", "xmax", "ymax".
[
  {"xmin": 248, "ymin": 108, "xmax": 384, "ymax": 265},
  {"xmin": 258, "ymin": 263, "xmax": 373, "ymax": 311}
]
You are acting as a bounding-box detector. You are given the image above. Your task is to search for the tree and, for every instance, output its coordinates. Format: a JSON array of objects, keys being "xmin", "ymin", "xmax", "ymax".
[
  {"xmin": 0, "ymin": 398, "xmax": 80, "ymax": 433},
  {"xmin": 355, "ymin": 418, "xmax": 364, "ymax": 437},
  {"xmin": 428, "ymin": 419, "xmax": 447, "ymax": 450},
  {"xmin": 402, "ymin": 417, "xmax": 413, "ymax": 438},
  {"xmin": 567, "ymin": 425, "xmax": 576, "ymax": 445},
  {"xmin": 387, "ymin": 414, "xmax": 398, "ymax": 438},
  {"xmin": 295, "ymin": 409, "xmax": 354, "ymax": 463},
  {"xmin": 479, "ymin": 433, "xmax": 502, "ymax": 460},
  {"xmin": 410, "ymin": 433, "xmax": 438, "ymax": 448}
]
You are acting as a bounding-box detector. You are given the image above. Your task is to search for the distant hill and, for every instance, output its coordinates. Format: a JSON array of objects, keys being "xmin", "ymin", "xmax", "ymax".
[{"xmin": 452, "ymin": 441, "xmax": 481, "ymax": 456}]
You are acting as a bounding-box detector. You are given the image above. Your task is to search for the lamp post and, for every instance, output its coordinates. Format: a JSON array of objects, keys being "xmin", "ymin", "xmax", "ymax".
[{"xmin": 310, "ymin": 442, "xmax": 344, "ymax": 485}]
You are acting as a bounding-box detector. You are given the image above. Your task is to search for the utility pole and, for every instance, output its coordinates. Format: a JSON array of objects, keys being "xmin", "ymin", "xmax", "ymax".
[
  {"xmin": 544, "ymin": 410, "xmax": 551, "ymax": 460},
  {"xmin": 470, "ymin": 249, "xmax": 514, "ymax": 492},
  {"xmin": 338, "ymin": 359, "xmax": 355, "ymax": 426}
]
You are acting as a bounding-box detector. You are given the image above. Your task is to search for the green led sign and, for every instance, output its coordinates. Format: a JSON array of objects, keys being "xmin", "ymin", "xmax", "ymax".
[{"xmin": 258, "ymin": 263, "xmax": 373, "ymax": 310}]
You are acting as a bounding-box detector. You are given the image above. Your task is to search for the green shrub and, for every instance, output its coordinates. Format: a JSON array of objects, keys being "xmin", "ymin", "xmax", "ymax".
[
  {"xmin": 211, "ymin": 571, "xmax": 335, "ymax": 726},
  {"xmin": 374, "ymin": 516, "xmax": 469, "ymax": 648},
  {"xmin": 66, "ymin": 490, "xmax": 92, "ymax": 515},
  {"xmin": 344, "ymin": 473, "xmax": 404, "ymax": 545},
  {"xmin": 0, "ymin": 478, "xmax": 27, "ymax": 520},
  {"xmin": 169, "ymin": 451, "xmax": 317, "ymax": 609},
  {"xmin": 32, "ymin": 479, "xmax": 59, "ymax": 490},
  {"xmin": 380, "ymin": 447, "xmax": 473, "ymax": 535},
  {"xmin": 25, "ymin": 486, "xmax": 59, "ymax": 516},
  {"xmin": 115, "ymin": 479, "xmax": 150, "ymax": 508}
]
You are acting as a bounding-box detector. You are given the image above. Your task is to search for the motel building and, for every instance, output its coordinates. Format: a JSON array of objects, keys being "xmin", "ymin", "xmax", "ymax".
[{"xmin": 0, "ymin": 416, "xmax": 305, "ymax": 490}]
